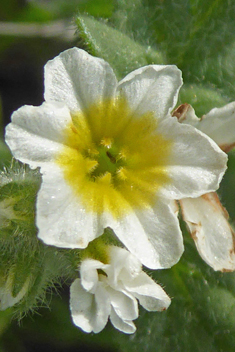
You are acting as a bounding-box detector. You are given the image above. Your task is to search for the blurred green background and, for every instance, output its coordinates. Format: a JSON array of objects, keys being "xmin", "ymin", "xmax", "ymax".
[{"xmin": 1, "ymin": 0, "xmax": 235, "ymax": 351}]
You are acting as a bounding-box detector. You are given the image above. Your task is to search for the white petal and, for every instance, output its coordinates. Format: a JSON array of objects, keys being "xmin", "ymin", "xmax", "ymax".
[
  {"xmin": 5, "ymin": 102, "xmax": 71, "ymax": 168},
  {"xmin": 197, "ymin": 102, "xmax": 235, "ymax": 152},
  {"xmin": 158, "ymin": 116, "xmax": 227, "ymax": 199},
  {"xmin": 70, "ymin": 279, "xmax": 110, "ymax": 333},
  {"xmin": 36, "ymin": 164, "xmax": 104, "ymax": 248},
  {"xmin": 80, "ymin": 259, "xmax": 108, "ymax": 293},
  {"xmin": 106, "ymin": 199, "xmax": 184, "ymax": 269},
  {"xmin": 124, "ymin": 271, "xmax": 171, "ymax": 312},
  {"xmin": 91, "ymin": 283, "xmax": 111, "ymax": 333},
  {"xmin": 107, "ymin": 286, "xmax": 138, "ymax": 321},
  {"xmin": 117, "ymin": 64, "xmax": 182, "ymax": 119},
  {"xmin": 177, "ymin": 102, "xmax": 235, "ymax": 152},
  {"xmin": 70, "ymin": 279, "xmax": 95, "ymax": 333},
  {"xmin": 180, "ymin": 193, "xmax": 235, "ymax": 271},
  {"xmin": 106, "ymin": 247, "xmax": 142, "ymax": 287},
  {"xmin": 110, "ymin": 307, "xmax": 136, "ymax": 334},
  {"xmin": 172, "ymin": 103, "xmax": 198, "ymax": 124},
  {"xmin": 44, "ymin": 47, "xmax": 117, "ymax": 112}
]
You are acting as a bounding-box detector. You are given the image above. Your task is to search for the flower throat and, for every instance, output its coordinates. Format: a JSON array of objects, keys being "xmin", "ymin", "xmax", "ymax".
[{"xmin": 56, "ymin": 97, "xmax": 172, "ymax": 218}]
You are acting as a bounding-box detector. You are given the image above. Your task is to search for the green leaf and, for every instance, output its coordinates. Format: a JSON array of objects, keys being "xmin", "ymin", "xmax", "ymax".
[
  {"xmin": 178, "ymin": 83, "xmax": 229, "ymax": 117},
  {"xmin": 111, "ymin": 0, "xmax": 151, "ymax": 45},
  {"xmin": 76, "ymin": 15, "xmax": 165, "ymax": 79},
  {"xmin": 143, "ymin": 0, "xmax": 235, "ymax": 67},
  {"xmin": 0, "ymin": 141, "xmax": 11, "ymax": 168},
  {"xmin": 193, "ymin": 40, "xmax": 235, "ymax": 101}
]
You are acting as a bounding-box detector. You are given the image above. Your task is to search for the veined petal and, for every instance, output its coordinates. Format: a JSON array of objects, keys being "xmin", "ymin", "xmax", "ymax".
[
  {"xmin": 124, "ymin": 271, "xmax": 171, "ymax": 311},
  {"xmin": 107, "ymin": 199, "xmax": 184, "ymax": 269},
  {"xmin": 158, "ymin": 117, "xmax": 227, "ymax": 199},
  {"xmin": 117, "ymin": 64, "xmax": 182, "ymax": 119},
  {"xmin": 110, "ymin": 308, "xmax": 136, "ymax": 334},
  {"xmin": 44, "ymin": 47, "xmax": 117, "ymax": 112},
  {"xmin": 5, "ymin": 102, "xmax": 71, "ymax": 168},
  {"xmin": 36, "ymin": 164, "xmax": 104, "ymax": 248},
  {"xmin": 70, "ymin": 279, "xmax": 110, "ymax": 333},
  {"xmin": 180, "ymin": 193, "xmax": 235, "ymax": 271}
]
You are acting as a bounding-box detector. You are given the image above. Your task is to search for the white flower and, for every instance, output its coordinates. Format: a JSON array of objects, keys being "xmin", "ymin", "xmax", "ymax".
[
  {"xmin": 5, "ymin": 47, "xmax": 227, "ymax": 269},
  {"xmin": 70, "ymin": 246, "xmax": 171, "ymax": 334},
  {"xmin": 173, "ymin": 103, "xmax": 235, "ymax": 271}
]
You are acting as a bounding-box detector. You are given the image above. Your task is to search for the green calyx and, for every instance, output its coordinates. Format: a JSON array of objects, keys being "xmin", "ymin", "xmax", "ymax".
[{"xmin": 80, "ymin": 237, "xmax": 111, "ymax": 264}]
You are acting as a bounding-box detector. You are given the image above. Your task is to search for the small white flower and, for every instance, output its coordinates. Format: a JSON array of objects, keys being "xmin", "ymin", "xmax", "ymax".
[
  {"xmin": 173, "ymin": 103, "xmax": 235, "ymax": 271},
  {"xmin": 70, "ymin": 246, "xmax": 171, "ymax": 334},
  {"xmin": 5, "ymin": 48, "xmax": 227, "ymax": 269}
]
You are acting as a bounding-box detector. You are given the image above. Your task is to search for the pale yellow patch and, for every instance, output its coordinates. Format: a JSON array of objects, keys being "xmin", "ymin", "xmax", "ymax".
[{"xmin": 56, "ymin": 97, "xmax": 173, "ymax": 218}]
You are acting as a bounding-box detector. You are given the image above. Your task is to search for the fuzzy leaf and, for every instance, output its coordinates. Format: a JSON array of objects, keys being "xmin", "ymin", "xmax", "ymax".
[
  {"xmin": 194, "ymin": 41, "xmax": 235, "ymax": 100},
  {"xmin": 178, "ymin": 84, "xmax": 229, "ymax": 117},
  {"xmin": 76, "ymin": 15, "xmax": 165, "ymax": 79}
]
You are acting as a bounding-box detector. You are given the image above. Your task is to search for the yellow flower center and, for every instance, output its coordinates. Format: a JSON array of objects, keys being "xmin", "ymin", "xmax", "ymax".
[{"xmin": 56, "ymin": 97, "xmax": 173, "ymax": 218}]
